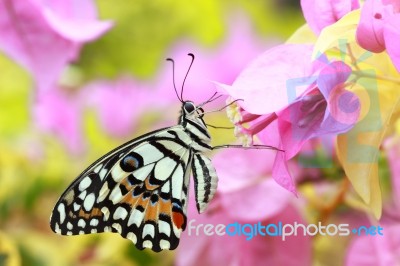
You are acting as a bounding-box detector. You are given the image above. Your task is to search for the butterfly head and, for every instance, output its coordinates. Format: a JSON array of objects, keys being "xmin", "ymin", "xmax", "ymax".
[
  {"xmin": 179, "ymin": 101, "xmax": 210, "ymax": 140},
  {"xmin": 181, "ymin": 101, "xmax": 204, "ymax": 119},
  {"xmin": 183, "ymin": 101, "xmax": 195, "ymax": 114}
]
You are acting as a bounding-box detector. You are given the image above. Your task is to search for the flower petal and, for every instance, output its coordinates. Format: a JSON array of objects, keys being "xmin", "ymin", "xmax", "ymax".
[
  {"xmin": 312, "ymin": 9, "xmax": 360, "ymax": 59},
  {"xmin": 272, "ymin": 149, "xmax": 297, "ymax": 195},
  {"xmin": 323, "ymin": 84, "xmax": 360, "ymax": 131},
  {"xmin": 356, "ymin": 0, "xmax": 389, "ymax": 53},
  {"xmin": 83, "ymin": 77, "xmax": 158, "ymax": 137},
  {"xmin": 277, "ymin": 93, "xmax": 326, "ymax": 159},
  {"xmin": 346, "ymin": 224, "xmax": 400, "ymax": 266},
  {"xmin": 212, "ymin": 148, "xmax": 295, "ymax": 220},
  {"xmin": 220, "ymin": 178, "xmax": 293, "ymax": 221},
  {"xmin": 317, "ymin": 61, "xmax": 360, "ymax": 130},
  {"xmin": 178, "ymin": 203, "xmax": 311, "ymax": 266},
  {"xmin": 33, "ymin": 88, "xmax": 83, "ymax": 153},
  {"xmin": 337, "ymin": 79, "xmax": 400, "ymax": 219},
  {"xmin": 41, "ymin": 7, "xmax": 113, "ymax": 42},
  {"xmin": 383, "ymin": 14, "xmax": 400, "ymax": 72},
  {"xmin": 214, "ymin": 148, "xmax": 275, "ymax": 194},
  {"xmin": 301, "ymin": 0, "xmax": 359, "ymax": 35},
  {"xmin": 217, "ymin": 44, "xmax": 326, "ymax": 115},
  {"xmin": 0, "ymin": 0, "xmax": 111, "ymax": 90},
  {"xmin": 317, "ymin": 61, "xmax": 352, "ymax": 99},
  {"xmin": 255, "ymin": 120, "xmax": 297, "ymax": 194}
]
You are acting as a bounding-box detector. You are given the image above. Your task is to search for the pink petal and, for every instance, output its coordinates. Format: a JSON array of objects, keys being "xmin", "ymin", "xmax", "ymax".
[
  {"xmin": 265, "ymin": 61, "xmax": 357, "ymax": 164},
  {"xmin": 219, "ymin": 178, "xmax": 292, "ymax": 221},
  {"xmin": 29, "ymin": 0, "xmax": 113, "ymax": 41},
  {"xmin": 216, "ymin": 44, "xmax": 327, "ymax": 115},
  {"xmin": 211, "ymin": 148, "xmax": 294, "ymax": 220},
  {"xmin": 384, "ymin": 14, "xmax": 400, "ymax": 72},
  {"xmin": 346, "ymin": 224, "xmax": 400, "ymax": 266},
  {"xmin": 272, "ymin": 150, "xmax": 297, "ymax": 195},
  {"xmin": 30, "ymin": 0, "xmax": 98, "ymax": 18},
  {"xmin": 317, "ymin": 61, "xmax": 359, "ymax": 133},
  {"xmin": 276, "ymin": 85, "xmax": 329, "ymax": 160},
  {"xmin": 178, "ymin": 202, "xmax": 311, "ymax": 266},
  {"xmin": 356, "ymin": 0, "xmax": 390, "ymax": 53},
  {"xmin": 0, "ymin": 0, "xmax": 111, "ymax": 90},
  {"xmin": 323, "ymin": 84, "xmax": 360, "ymax": 130},
  {"xmin": 214, "ymin": 149, "xmax": 275, "ymax": 193},
  {"xmin": 317, "ymin": 61, "xmax": 352, "ymax": 99},
  {"xmin": 33, "ymin": 88, "xmax": 83, "ymax": 153},
  {"xmin": 83, "ymin": 77, "xmax": 158, "ymax": 137},
  {"xmin": 255, "ymin": 119, "xmax": 297, "ymax": 194},
  {"xmin": 301, "ymin": 0, "xmax": 360, "ymax": 35},
  {"xmin": 41, "ymin": 8, "xmax": 113, "ymax": 42}
]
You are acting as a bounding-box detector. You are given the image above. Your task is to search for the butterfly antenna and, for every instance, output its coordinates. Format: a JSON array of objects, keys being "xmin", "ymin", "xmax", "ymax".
[
  {"xmin": 199, "ymin": 98, "xmax": 243, "ymax": 117},
  {"xmin": 181, "ymin": 53, "xmax": 195, "ymax": 101},
  {"xmin": 197, "ymin": 92, "xmax": 222, "ymax": 110},
  {"xmin": 166, "ymin": 57, "xmax": 183, "ymax": 103}
]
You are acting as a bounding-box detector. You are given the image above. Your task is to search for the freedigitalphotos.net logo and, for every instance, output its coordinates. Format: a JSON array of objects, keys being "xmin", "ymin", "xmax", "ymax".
[{"xmin": 187, "ymin": 220, "xmax": 384, "ymax": 241}]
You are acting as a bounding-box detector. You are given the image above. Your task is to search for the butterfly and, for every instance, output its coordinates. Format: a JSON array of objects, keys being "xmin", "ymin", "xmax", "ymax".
[{"xmin": 50, "ymin": 53, "xmax": 279, "ymax": 252}]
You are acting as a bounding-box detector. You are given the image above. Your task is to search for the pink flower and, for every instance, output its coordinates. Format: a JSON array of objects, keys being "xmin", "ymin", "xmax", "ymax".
[
  {"xmin": 301, "ymin": 0, "xmax": 360, "ymax": 35},
  {"xmin": 273, "ymin": 61, "xmax": 360, "ymax": 159},
  {"xmin": 0, "ymin": 0, "xmax": 112, "ymax": 90},
  {"xmin": 217, "ymin": 45, "xmax": 360, "ymax": 194},
  {"xmin": 177, "ymin": 149, "xmax": 311, "ymax": 266},
  {"xmin": 83, "ymin": 77, "xmax": 161, "ymax": 137},
  {"xmin": 32, "ymin": 88, "xmax": 83, "ymax": 153},
  {"xmin": 217, "ymin": 44, "xmax": 327, "ymax": 115},
  {"xmin": 356, "ymin": 0, "xmax": 400, "ymax": 71},
  {"xmin": 346, "ymin": 224, "xmax": 400, "ymax": 265},
  {"xmin": 213, "ymin": 149, "xmax": 293, "ymax": 221}
]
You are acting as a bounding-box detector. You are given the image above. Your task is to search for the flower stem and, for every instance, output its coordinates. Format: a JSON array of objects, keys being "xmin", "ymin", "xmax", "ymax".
[
  {"xmin": 353, "ymin": 71, "xmax": 400, "ymax": 84},
  {"xmin": 346, "ymin": 44, "xmax": 400, "ymax": 84},
  {"xmin": 346, "ymin": 44, "xmax": 361, "ymax": 72},
  {"xmin": 317, "ymin": 178, "xmax": 350, "ymax": 225}
]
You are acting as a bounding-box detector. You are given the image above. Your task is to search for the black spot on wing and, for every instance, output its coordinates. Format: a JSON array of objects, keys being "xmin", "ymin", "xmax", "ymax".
[{"xmin": 120, "ymin": 152, "xmax": 143, "ymax": 172}]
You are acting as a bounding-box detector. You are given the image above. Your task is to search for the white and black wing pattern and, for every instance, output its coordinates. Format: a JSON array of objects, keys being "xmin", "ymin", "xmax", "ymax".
[
  {"xmin": 50, "ymin": 126, "xmax": 194, "ymax": 252},
  {"xmin": 192, "ymin": 153, "xmax": 218, "ymax": 213}
]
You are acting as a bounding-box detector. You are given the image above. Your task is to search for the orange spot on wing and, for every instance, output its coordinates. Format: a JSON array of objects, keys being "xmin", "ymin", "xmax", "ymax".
[
  {"xmin": 79, "ymin": 208, "xmax": 102, "ymax": 219},
  {"xmin": 172, "ymin": 211, "xmax": 185, "ymax": 229},
  {"xmin": 144, "ymin": 179, "xmax": 159, "ymax": 191},
  {"xmin": 144, "ymin": 203, "xmax": 158, "ymax": 222},
  {"xmin": 134, "ymin": 195, "xmax": 150, "ymax": 210},
  {"xmin": 120, "ymin": 190, "xmax": 138, "ymax": 206},
  {"xmin": 159, "ymin": 199, "xmax": 172, "ymax": 215}
]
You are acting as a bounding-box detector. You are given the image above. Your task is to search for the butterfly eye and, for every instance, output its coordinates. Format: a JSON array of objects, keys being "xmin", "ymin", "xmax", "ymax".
[{"xmin": 184, "ymin": 102, "xmax": 195, "ymax": 113}]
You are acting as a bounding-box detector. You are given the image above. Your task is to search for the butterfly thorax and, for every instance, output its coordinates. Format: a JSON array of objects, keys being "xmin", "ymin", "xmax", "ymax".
[{"xmin": 179, "ymin": 101, "xmax": 212, "ymax": 152}]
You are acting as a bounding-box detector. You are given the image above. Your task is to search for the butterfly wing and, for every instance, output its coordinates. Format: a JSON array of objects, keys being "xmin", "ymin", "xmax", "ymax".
[
  {"xmin": 50, "ymin": 126, "xmax": 194, "ymax": 252},
  {"xmin": 192, "ymin": 153, "xmax": 218, "ymax": 213}
]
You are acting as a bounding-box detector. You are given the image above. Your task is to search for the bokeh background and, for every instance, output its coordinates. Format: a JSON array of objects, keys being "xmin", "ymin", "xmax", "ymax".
[{"xmin": 1, "ymin": 0, "xmax": 399, "ymax": 266}]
